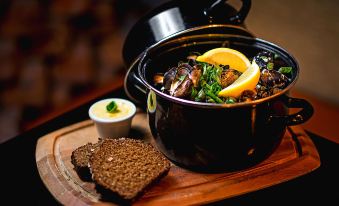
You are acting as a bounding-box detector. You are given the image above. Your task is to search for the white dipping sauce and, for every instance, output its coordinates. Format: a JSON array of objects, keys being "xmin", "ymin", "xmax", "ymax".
[
  {"xmin": 89, "ymin": 98, "xmax": 136, "ymax": 122},
  {"xmin": 91, "ymin": 100, "xmax": 132, "ymax": 119}
]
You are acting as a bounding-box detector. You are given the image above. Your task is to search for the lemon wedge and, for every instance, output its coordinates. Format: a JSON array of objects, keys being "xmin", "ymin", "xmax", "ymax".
[
  {"xmin": 196, "ymin": 48, "xmax": 251, "ymax": 72},
  {"xmin": 218, "ymin": 61, "xmax": 260, "ymax": 98}
]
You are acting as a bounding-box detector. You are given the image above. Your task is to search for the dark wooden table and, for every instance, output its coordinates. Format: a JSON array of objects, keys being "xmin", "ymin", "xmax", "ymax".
[{"xmin": 1, "ymin": 87, "xmax": 338, "ymax": 205}]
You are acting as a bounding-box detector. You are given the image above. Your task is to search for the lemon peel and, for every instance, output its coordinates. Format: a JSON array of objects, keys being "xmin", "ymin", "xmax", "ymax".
[
  {"xmin": 196, "ymin": 48, "xmax": 251, "ymax": 72},
  {"xmin": 218, "ymin": 61, "xmax": 260, "ymax": 98}
]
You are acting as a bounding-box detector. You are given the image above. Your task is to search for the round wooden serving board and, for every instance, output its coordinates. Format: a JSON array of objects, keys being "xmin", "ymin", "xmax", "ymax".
[{"xmin": 36, "ymin": 111, "xmax": 320, "ymax": 206}]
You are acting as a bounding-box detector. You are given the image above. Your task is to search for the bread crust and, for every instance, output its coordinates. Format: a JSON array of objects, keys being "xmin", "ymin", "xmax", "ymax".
[
  {"xmin": 71, "ymin": 142, "xmax": 99, "ymax": 181},
  {"xmin": 89, "ymin": 138, "xmax": 171, "ymax": 201},
  {"xmin": 71, "ymin": 138, "xmax": 171, "ymax": 202}
]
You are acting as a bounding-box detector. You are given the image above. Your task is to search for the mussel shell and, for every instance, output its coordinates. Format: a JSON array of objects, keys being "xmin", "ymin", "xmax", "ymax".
[
  {"xmin": 163, "ymin": 67, "xmax": 177, "ymax": 91},
  {"xmin": 254, "ymin": 51, "xmax": 274, "ymax": 70},
  {"xmin": 220, "ymin": 69, "xmax": 241, "ymax": 88},
  {"xmin": 172, "ymin": 75, "xmax": 193, "ymax": 97},
  {"xmin": 190, "ymin": 65, "xmax": 202, "ymax": 87},
  {"xmin": 260, "ymin": 69, "xmax": 289, "ymax": 88}
]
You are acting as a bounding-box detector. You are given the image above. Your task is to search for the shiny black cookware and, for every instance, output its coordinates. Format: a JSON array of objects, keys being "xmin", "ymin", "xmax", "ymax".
[
  {"xmin": 138, "ymin": 35, "xmax": 313, "ymax": 172},
  {"xmin": 122, "ymin": 0, "xmax": 313, "ymax": 172}
]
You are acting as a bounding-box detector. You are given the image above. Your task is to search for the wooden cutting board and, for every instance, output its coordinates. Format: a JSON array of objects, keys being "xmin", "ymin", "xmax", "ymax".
[{"xmin": 36, "ymin": 111, "xmax": 320, "ymax": 206}]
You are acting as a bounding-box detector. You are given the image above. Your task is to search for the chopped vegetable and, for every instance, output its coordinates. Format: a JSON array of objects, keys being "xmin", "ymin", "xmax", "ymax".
[
  {"xmin": 205, "ymin": 90, "xmax": 223, "ymax": 103},
  {"xmin": 178, "ymin": 74, "xmax": 186, "ymax": 81},
  {"xmin": 278, "ymin": 67, "xmax": 292, "ymax": 75},
  {"xmin": 267, "ymin": 62, "xmax": 274, "ymax": 70},
  {"xmin": 225, "ymin": 97, "xmax": 237, "ymax": 104},
  {"xmin": 106, "ymin": 101, "xmax": 118, "ymax": 113},
  {"xmin": 191, "ymin": 87, "xmax": 198, "ymax": 99}
]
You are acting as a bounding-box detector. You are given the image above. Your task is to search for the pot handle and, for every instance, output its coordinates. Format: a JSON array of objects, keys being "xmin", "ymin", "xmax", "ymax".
[
  {"xmin": 204, "ymin": 0, "xmax": 252, "ymax": 24},
  {"xmin": 271, "ymin": 97, "xmax": 314, "ymax": 126}
]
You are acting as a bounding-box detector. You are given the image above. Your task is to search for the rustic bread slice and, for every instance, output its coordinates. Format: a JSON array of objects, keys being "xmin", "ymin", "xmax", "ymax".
[
  {"xmin": 71, "ymin": 141, "xmax": 100, "ymax": 181},
  {"xmin": 89, "ymin": 138, "xmax": 171, "ymax": 202}
]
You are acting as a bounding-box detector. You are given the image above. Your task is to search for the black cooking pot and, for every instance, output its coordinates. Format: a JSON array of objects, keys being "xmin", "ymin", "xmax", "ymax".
[
  {"xmin": 135, "ymin": 34, "xmax": 313, "ymax": 172},
  {"xmin": 123, "ymin": 0, "xmax": 252, "ymax": 67}
]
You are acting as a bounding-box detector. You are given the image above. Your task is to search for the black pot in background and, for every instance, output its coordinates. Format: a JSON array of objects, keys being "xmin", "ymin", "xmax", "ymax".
[
  {"xmin": 137, "ymin": 35, "xmax": 313, "ymax": 172},
  {"xmin": 122, "ymin": 0, "xmax": 252, "ymax": 67}
]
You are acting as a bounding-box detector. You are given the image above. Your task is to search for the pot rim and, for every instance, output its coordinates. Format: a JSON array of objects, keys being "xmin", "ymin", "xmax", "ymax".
[{"xmin": 138, "ymin": 34, "xmax": 300, "ymax": 109}]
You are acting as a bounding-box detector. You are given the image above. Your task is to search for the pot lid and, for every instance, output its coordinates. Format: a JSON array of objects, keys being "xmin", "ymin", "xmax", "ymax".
[{"xmin": 122, "ymin": 0, "xmax": 251, "ymax": 66}]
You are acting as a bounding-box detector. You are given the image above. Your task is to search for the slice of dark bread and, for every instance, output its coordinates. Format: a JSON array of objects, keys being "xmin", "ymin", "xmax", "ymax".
[
  {"xmin": 89, "ymin": 138, "xmax": 171, "ymax": 202},
  {"xmin": 71, "ymin": 141, "xmax": 100, "ymax": 181}
]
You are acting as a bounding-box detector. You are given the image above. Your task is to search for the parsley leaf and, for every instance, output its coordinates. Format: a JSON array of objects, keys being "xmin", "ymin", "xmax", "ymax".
[
  {"xmin": 106, "ymin": 101, "xmax": 118, "ymax": 113},
  {"xmin": 278, "ymin": 67, "xmax": 292, "ymax": 74}
]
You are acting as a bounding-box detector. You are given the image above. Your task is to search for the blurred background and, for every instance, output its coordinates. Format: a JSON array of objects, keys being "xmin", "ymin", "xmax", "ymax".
[{"xmin": 0, "ymin": 0, "xmax": 338, "ymax": 143}]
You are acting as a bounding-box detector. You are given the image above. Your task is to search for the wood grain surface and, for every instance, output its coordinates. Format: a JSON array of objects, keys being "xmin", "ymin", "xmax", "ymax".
[{"xmin": 35, "ymin": 111, "xmax": 320, "ymax": 206}]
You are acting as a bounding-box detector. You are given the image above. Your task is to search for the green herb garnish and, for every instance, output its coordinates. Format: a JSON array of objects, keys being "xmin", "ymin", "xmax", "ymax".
[
  {"xmin": 225, "ymin": 97, "xmax": 237, "ymax": 104},
  {"xmin": 278, "ymin": 67, "xmax": 292, "ymax": 74},
  {"xmin": 260, "ymin": 56, "xmax": 268, "ymax": 62},
  {"xmin": 178, "ymin": 74, "xmax": 186, "ymax": 81},
  {"xmin": 205, "ymin": 90, "xmax": 223, "ymax": 103},
  {"xmin": 190, "ymin": 62, "xmax": 228, "ymax": 103},
  {"xmin": 191, "ymin": 87, "xmax": 198, "ymax": 98},
  {"xmin": 106, "ymin": 101, "xmax": 118, "ymax": 113},
  {"xmin": 267, "ymin": 62, "xmax": 274, "ymax": 70},
  {"xmin": 195, "ymin": 89, "xmax": 205, "ymax": 101}
]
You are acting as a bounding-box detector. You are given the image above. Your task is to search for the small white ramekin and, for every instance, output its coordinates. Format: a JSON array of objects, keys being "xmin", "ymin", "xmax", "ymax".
[{"xmin": 88, "ymin": 98, "xmax": 136, "ymax": 139}]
